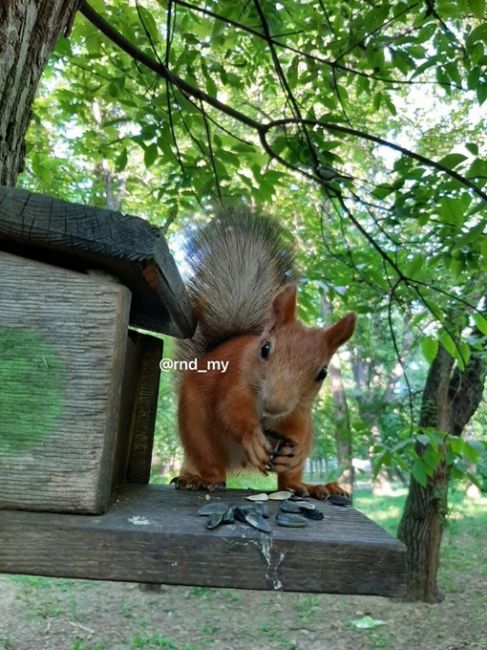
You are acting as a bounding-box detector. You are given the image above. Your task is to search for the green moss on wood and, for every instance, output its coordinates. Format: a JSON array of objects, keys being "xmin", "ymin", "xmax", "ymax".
[{"xmin": 0, "ymin": 327, "xmax": 65, "ymax": 452}]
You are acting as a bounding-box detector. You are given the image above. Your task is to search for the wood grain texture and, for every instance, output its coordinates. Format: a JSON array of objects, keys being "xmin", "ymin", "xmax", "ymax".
[
  {"xmin": 127, "ymin": 335, "xmax": 163, "ymax": 484},
  {"xmin": 0, "ymin": 484, "xmax": 406, "ymax": 596},
  {"xmin": 111, "ymin": 332, "xmax": 141, "ymax": 491},
  {"xmin": 0, "ymin": 185, "xmax": 194, "ymax": 337},
  {"xmin": 0, "ymin": 251, "xmax": 131, "ymax": 514},
  {"xmin": 112, "ymin": 332, "xmax": 163, "ymax": 488}
]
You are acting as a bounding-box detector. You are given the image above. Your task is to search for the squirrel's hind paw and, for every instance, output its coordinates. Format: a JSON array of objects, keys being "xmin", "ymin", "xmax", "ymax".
[
  {"xmin": 170, "ymin": 474, "xmax": 226, "ymax": 492},
  {"xmin": 307, "ymin": 482, "xmax": 350, "ymax": 500},
  {"xmin": 278, "ymin": 480, "xmax": 350, "ymax": 500}
]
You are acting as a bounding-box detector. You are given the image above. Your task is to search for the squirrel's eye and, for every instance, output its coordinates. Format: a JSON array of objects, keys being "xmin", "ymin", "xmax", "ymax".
[
  {"xmin": 261, "ymin": 341, "xmax": 272, "ymax": 360},
  {"xmin": 316, "ymin": 366, "xmax": 328, "ymax": 382}
]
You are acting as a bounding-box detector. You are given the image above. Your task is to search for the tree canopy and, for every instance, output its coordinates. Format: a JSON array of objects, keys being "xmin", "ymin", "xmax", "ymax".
[{"xmin": 22, "ymin": 0, "xmax": 486, "ymax": 464}]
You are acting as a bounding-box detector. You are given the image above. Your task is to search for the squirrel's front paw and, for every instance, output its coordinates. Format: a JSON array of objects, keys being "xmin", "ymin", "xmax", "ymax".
[
  {"xmin": 242, "ymin": 427, "xmax": 272, "ymax": 473},
  {"xmin": 269, "ymin": 440, "xmax": 303, "ymax": 474}
]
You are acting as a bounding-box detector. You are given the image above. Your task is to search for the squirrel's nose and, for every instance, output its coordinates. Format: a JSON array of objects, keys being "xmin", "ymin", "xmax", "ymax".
[
  {"xmin": 265, "ymin": 406, "xmax": 285, "ymax": 416},
  {"xmin": 264, "ymin": 400, "xmax": 292, "ymax": 418}
]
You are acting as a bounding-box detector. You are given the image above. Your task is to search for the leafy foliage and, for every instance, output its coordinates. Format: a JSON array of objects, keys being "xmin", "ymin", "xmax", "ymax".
[{"xmin": 19, "ymin": 0, "xmax": 487, "ymax": 487}]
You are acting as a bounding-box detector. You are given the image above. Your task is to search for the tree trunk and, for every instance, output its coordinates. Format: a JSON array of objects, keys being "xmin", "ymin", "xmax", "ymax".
[
  {"xmin": 398, "ymin": 333, "xmax": 487, "ymax": 602},
  {"xmin": 0, "ymin": 0, "xmax": 79, "ymax": 185}
]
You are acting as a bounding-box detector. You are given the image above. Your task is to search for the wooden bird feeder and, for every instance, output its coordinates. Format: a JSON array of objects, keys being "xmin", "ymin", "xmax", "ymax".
[{"xmin": 0, "ymin": 186, "xmax": 406, "ymax": 596}]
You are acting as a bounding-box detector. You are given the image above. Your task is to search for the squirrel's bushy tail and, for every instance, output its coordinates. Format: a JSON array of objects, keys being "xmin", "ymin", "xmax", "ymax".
[{"xmin": 178, "ymin": 206, "xmax": 296, "ymax": 361}]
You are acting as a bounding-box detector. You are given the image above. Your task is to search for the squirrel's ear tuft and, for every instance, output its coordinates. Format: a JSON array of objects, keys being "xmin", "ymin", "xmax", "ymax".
[
  {"xmin": 269, "ymin": 284, "xmax": 297, "ymax": 330},
  {"xmin": 323, "ymin": 312, "xmax": 356, "ymax": 354}
]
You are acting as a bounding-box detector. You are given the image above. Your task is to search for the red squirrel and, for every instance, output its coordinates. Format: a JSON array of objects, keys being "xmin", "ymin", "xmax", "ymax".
[{"xmin": 173, "ymin": 207, "xmax": 356, "ymax": 499}]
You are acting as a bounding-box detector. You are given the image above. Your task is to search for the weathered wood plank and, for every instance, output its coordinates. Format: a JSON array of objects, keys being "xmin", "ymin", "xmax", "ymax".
[
  {"xmin": 112, "ymin": 331, "xmax": 163, "ymax": 488},
  {"xmin": 0, "ymin": 186, "xmax": 194, "ymax": 337},
  {"xmin": 0, "ymin": 251, "xmax": 131, "ymax": 514},
  {"xmin": 111, "ymin": 331, "xmax": 142, "ymax": 490},
  {"xmin": 127, "ymin": 335, "xmax": 163, "ymax": 484},
  {"xmin": 0, "ymin": 484, "xmax": 406, "ymax": 596}
]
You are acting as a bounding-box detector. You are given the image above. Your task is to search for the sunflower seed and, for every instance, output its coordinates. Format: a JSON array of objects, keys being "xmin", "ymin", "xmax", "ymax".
[
  {"xmin": 275, "ymin": 513, "xmax": 309, "ymax": 528},
  {"xmin": 198, "ymin": 503, "xmax": 228, "ymax": 516},
  {"xmin": 245, "ymin": 493, "xmax": 269, "ymax": 502},
  {"xmin": 300, "ymin": 508, "xmax": 324, "ymax": 520},
  {"xmin": 206, "ymin": 512, "xmax": 224, "ymax": 529},
  {"xmin": 326, "ymin": 495, "xmax": 352, "ymax": 507},
  {"xmin": 268, "ymin": 491, "xmax": 293, "ymax": 500},
  {"xmin": 243, "ymin": 511, "xmax": 272, "ymax": 533},
  {"xmin": 222, "ymin": 506, "xmax": 235, "ymax": 524},
  {"xmin": 279, "ymin": 501, "xmax": 302, "ymax": 514},
  {"xmin": 294, "ymin": 501, "xmax": 316, "ymax": 510}
]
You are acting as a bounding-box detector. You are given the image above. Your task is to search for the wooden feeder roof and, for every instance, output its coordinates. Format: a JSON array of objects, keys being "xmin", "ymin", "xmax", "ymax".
[
  {"xmin": 0, "ymin": 484, "xmax": 406, "ymax": 596},
  {"xmin": 0, "ymin": 186, "xmax": 194, "ymax": 338}
]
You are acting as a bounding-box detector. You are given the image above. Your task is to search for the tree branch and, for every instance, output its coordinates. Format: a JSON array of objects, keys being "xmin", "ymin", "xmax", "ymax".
[
  {"xmin": 78, "ymin": 0, "xmax": 262, "ymax": 131},
  {"xmin": 262, "ymin": 119, "xmax": 487, "ymax": 203},
  {"xmin": 172, "ymin": 0, "xmax": 457, "ymax": 89},
  {"xmin": 79, "ymin": 2, "xmax": 487, "ymax": 203}
]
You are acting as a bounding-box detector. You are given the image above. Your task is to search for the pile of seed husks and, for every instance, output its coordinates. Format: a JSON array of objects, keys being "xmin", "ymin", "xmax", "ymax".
[{"xmin": 198, "ymin": 491, "xmax": 351, "ymax": 534}]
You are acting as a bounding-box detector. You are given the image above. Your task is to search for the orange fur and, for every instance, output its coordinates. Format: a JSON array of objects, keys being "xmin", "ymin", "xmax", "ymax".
[{"xmin": 175, "ymin": 284, "xmax": 356, "ymax": 498}]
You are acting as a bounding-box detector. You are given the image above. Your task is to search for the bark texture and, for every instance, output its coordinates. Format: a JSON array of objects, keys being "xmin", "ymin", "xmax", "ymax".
[
  {"xmin": 398, "ymin": 336, "xmax": 486, "ymax": 602},
  {"xmin": 0, "ymin": 0, "xmax": 79, "ymax": 185}
]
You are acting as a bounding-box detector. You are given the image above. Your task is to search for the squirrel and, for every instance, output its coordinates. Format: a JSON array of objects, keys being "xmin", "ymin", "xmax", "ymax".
[{"xmin": 172, "ymin": 206, "xmax": 356, "ymax": 499}]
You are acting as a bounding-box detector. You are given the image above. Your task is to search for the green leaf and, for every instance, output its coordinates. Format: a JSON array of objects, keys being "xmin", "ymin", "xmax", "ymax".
[
  {"xmin": 473, "ymin": 313, "xmax": 487, "ymax": 335},
  {"xmin": 437, "ymin": 153, "xmax": 467, "ymax": 169},
  {"xmin": 476, "ymin": 83, "xmax": 487, "ymax": 105},
  {"xmin": 389, "ymin": 439, "xmax": 413, "ymax": 456},
  {"xmin": 408, "ymin": 45, "xmax": 426, "ymax": 59},
  {"xmin": 115, "ymin": 147, "xmax": 128, "ymax": 172},
  {"xmin": 468, "ymin": 0, "xmax": 485, "ymax": 18},
  {"xmin": 416, "ymin": 434, "xmax": 430, "ymax": 447},
  {"xmin": 421, "ymin": 336, "xmax": 439, "ymax": 364},
  {"xmin": 466, "ymin": 142, "xmax": 479, "ymax": 155},
  {"xmin": 466, "ymin": 471, "xmax": 482, "ymax": 489},
  {"xmin": 426, "ymin": 300, "xmax": 445, "ymax": 321},
  {"xmin": 467, "ymin": 158, "xmax": 487, "ymax": 184},
  {"xmin": 144, "ymin": 143, "xmax": 158, "ymax": 168},
  {"xmin": 450, "ymin": 465, "xmax": 465, "ymax": 480},
  {"xmin": 356, "ymin": 75, "xmax": 370, "ymax": 96},
  {"xmin": 464, "ymin": 439, "xmax": 482, "ymax": 462},
  {"xmin": 383, "ymin": 94, "xmax": 397, "ymax": 115},
  {"xmin": 373, "ymin": 183, "xmax": 395, "ymax": 199},
  {"xmin": 138, "ymin": 6, "xmax": 160, "ymax": 44},
  {"xmin": 411, "ymin": 460, "xmax": 428, "ymax": 487},
  {"xmin": 423, "ymin": 447, "xmax": 441, "ymax": 476},
  {"xmin": 467, "ymin": 66, "xmax": 481, "ymax": 91},
  {"xmin": 201, "ymin": 63, "xmax": 218, "ymax": 97},
  {"xmin": 438, "ymin": 196, "xmax": 470, "ymax": 228},
  {"xmin": 406, "ymin": 254, "xmax": 424, "ymax": 277},
  {"xmin": 288, "ymin": 56, "xmax": 299, "ymax": 88},
  {"xmin": 439, "ymin": 332, "xmax": 460, "ymax": 364},
  {"xmin": 372, "ymin": 449, "xmax": 392, "ymax": 478},
  {"xmin": 459, "ymin": 340, "xmax": 471, "ymax": 367},
  {"xmin": 448, "ymin": 437, "xmax": 465, "ymax": 455},
  {"xmin": 466, "ymin": 24, "xmax": 487, "ymax": 47}
]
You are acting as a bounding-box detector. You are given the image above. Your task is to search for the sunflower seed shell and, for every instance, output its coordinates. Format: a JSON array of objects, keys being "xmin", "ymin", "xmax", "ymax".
[
  {"xmin": 276, "ymin": 513, "xmax": 309, "ymax": 528},
  {"xmin": 268, "ymin": 491, "xmax": 293, "ymax": 501}
]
